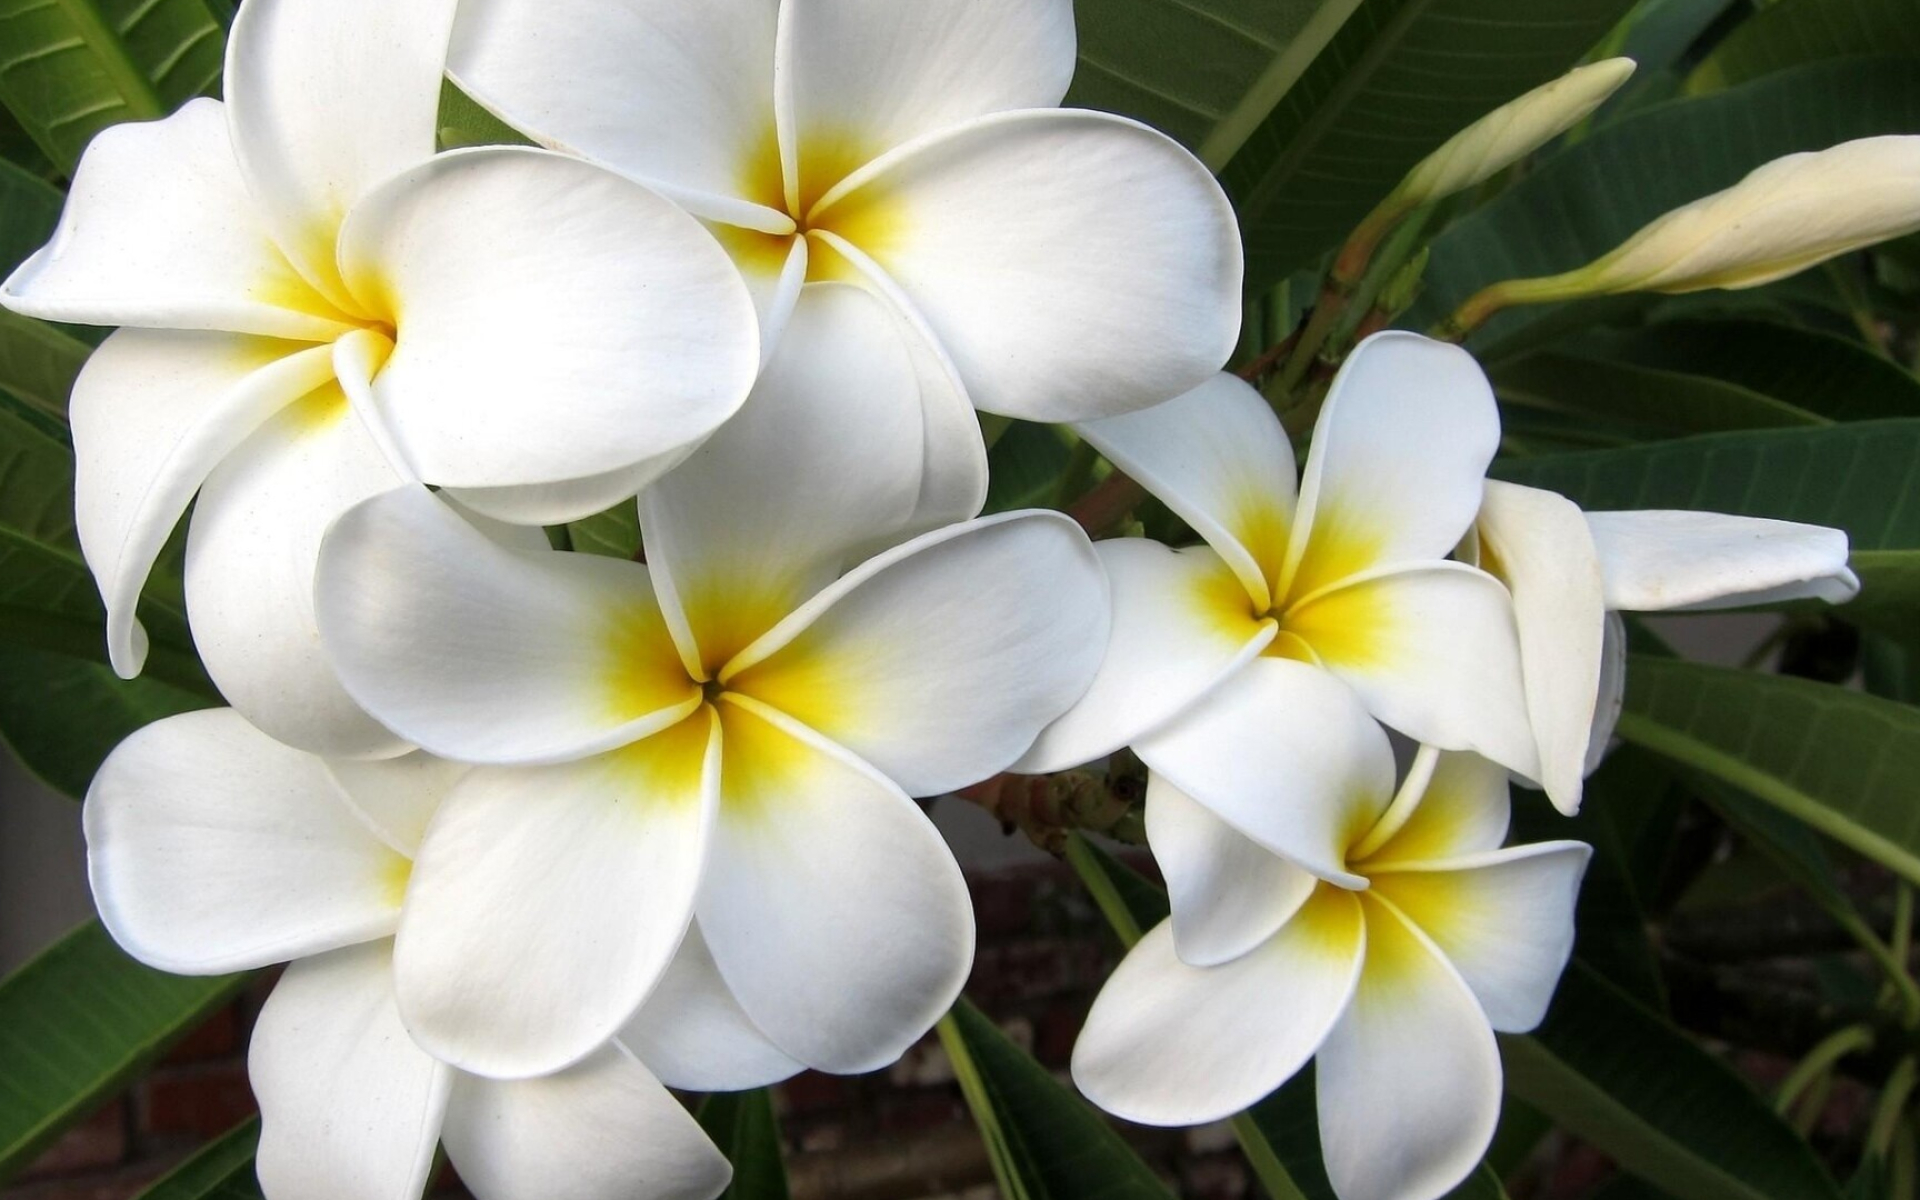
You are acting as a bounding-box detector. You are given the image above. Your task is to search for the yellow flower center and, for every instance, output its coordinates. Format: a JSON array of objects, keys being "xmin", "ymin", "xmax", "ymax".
[{"xmin": 720, "ymin": 125, "xmax": 902, "ymax": 285}]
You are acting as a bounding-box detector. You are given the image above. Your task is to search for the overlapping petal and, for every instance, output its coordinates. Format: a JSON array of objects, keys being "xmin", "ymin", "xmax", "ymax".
[
  {"xmin": 317, "ymin": 488, "xmax": 699, "ymax": 765},
  {"xmin": 1073, "ymin": 891, "xmax": 1365, "ymax": 1126},
  {"xmin": 1075, "ymin": 373, "xmax": 1297, "ymax": 607},
  {"xmin": 1286, "ymin": 564, "xmax": 1540, "ymax": 779},
  {"xmin": 699, "ymin": 700, "xmax": 972, "ymax": 1072},
  {"xmin": 1146, "ymin": 774, "xmax": 1317, "ymax": 967},
  {"xmin": 1360, "ymin": 752, "xmax": 1512, "ymax": 869},
  {"xmin": 225, "ymin": 0, "xmax": 455, "ymax": 307},
  {"xmin": 1316, "ymin": 899, "xmax": 1503, "ymax": 1200},
  {"xmin": 0, "ymin": 101, "xmax": 351, "ymax": 339},
  {"xmin": 1476, "ymin": 481, "xmax": 1607, "ymax": 813},
  {"xmin": 726, "ymin": 512, "xmax": 1108, "ymax": 796},
  {"xmin": 1369, "ymin": 843, "xmax": 1591, "ymax": 1033},
  {"xmin": 1585, "ymin": 509, "xmax": 1860, "ymax": 611},
  {"xmin": 393, "ymin": 715, "xmax": 718, "ymax": 1079},
  {"xmin": 66, "ymin": 329, "xmax": 335, "ymax": 678},
  {"xmin": 442, "ymin": 1046, "xmax": 731, "ymax": 1200},
  {"xmin": 1283, "ymin": 333, "xmax": 1500, "ymax": 601},
  {"xmin": 251, "ymin": 942, "xmax": 453, "ymax": 1200},
  {"xmin": 618, "ymin": 926, "xmax": 803, "ymax": 1093},
  {"xmin": 812, "ymin": 109, "xmax": 1241, "ymax": 421},
  {"xmin": 85, "ymin": 709, "xmax": 407, "ymax": 974},
  {"xmin": 1134, "ymin": 658, "xmax": 1395, "ymax": 888},
  {"xmin": 337, "ymin": 147, "xmax": 759, "ymax": 494},
  {"xmin": 185, "ymin": 381, "xmax": 408, "ymax": 758},
  {"xmin": 449, "ymin": 0, "xmax": 783, "ymax": 225},
  {"xmin": 1014, "ymin": 540, "xmax": 1273, "ymax": 774},
  {"xmin": 643, "ymin": 284, "xmax": 925, "ymax": 674},
  {"xmin": 326, "ymin": 752, "xmax": 470, "ymax": 857}
]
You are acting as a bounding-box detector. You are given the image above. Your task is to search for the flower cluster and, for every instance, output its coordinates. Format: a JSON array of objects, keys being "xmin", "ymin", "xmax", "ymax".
[{"xmin": 4, "ymin": 3, "xmax": 1874, "ymax": 1200}]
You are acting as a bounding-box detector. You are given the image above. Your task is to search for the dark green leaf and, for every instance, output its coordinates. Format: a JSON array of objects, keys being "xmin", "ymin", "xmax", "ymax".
[
  {"xmin": 984, "ymin": 422, "xmax": 1072, "ymax": 515},
  {"xmin": 1413, "ymin": 58, "xmax": 1920, "ymax": 350},
  {"xmin": 566, "ymin": 500, "xmax": 640, "ymax": 560},
  {"xmin": 0, "ymin": 310, "xmax": 90, "ymax": 421},
  {"xmin": 0, "ymin": 0, "xmax": 226, "ymax": 173},
  {"xmin": 1505, "ymin": 961, "xmax": 1841, "ymax": 1200},
  {"xmin": 136, "ymin": 1119, "xmax": 262, "ymax": 1200},
  {"xmin": 1492, "ymin": 353, "xmax": 1826, "ymax": 439},
  {"xmin": 1615, "ymin": 655, "xmax": 1920, "ymax": 888},
  {"xmin": 0, "ymin": 153, "xmax": 61, "ymax": 271},
  {"xmin": 939, "ymin": 997, "xmax": 1172, "ymax": 1200},
  {"xmin": 695, "ymin": 1089, "xmax": 789, "ymax": 1200},
  {"xmin": 0, "ymin": 921, "xmax": 245, "ymax": 1181},
  {"xmin": 0, "ymin": 643, "xmax": 212, "ymax": 797},
  {"xmin": 1689, "ymin": 0, "xmax": 1920, "ymax": 91}
]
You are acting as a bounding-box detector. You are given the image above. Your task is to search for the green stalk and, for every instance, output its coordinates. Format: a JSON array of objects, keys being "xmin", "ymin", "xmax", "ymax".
[{"xmin": 1775, "ymin": 1024, "xmax": 1873, "ymax": 1114}]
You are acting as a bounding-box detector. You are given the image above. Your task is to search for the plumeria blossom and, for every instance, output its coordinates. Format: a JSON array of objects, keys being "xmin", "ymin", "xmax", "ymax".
[
  {"xmin": 311, "ymin": 284, "xmax": 1111, "ymax": 1080},
  {"xmin": 449, "ymin": 0, "xmax": 1245, "ymax": 529},
  {"xmin": 1073, "ymin": 664, "xmax": 1590, "ymax": 1200},
  {"xmin": 87, "ymin": 708, "xmax": 791, "ymax": 1200},
  {"xmin": 0, "ymin": 0, "xmax": 759, "ymax": 757},
  {"xmin": 1017, "ymin": 334, "xmax": 1540, "ymax": 886},
  {"xmin": 1475, "ymin": 480, "xmax": 1860, "ymax": 813}
]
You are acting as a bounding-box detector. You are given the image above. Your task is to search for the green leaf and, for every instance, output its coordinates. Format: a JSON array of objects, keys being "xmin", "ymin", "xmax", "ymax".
[
  {"xmin": 938, "ymin": 997, "xmax": 1173, "ymax": 1200},
  {"xmin": 0, "ymin": 643, "xmax": 212, "ymax": 797},
  {"xmin": 0, "ymin": 309, "xmax": 90, "ymax": 419},
  {"xmin": 1688, "ymin": 0, "xmax": 1920, "ymax": 92},
  {"xmin": 1615, "ymin": 655, "xmax": 1920, "ymax": 889},
  {"xmin": 0, "ymin": 152, "xmax": 61, "ymax": 269},
  {"xmin": 1585, "ymin": 318, "xmax": 1920, "ymax": 422},
  {"xmin": 1492, "ymin": 352, "xmax": 1827, "ymax": 439},
  {"xmin": 0, "ymin": 0, "xmax": 227, "ymax": 174},
  {"xmin": 695, "ymin": 1089, "xmax": 789, "ymax": 1200},
  {"xmin": 0, "ymin": 921, "xmax": 245, "ymax": 1182},
  {"xmin": 565, "ymin": 500, "xmax": 641, "ymax": 560},
  {"xmin": 1505, "ymin": 960, "xmax": 1841, "ymax": 1200},
  {"xmin": 1412, "ymin": 57, "xmax": 1920, "ymax": 349},
  {"xmin": 984, "ymin": 421, "xmax": 1072, "ymax": 515},
  {"xmin": 436, "ymin": 76, "xmax": 534, "ymax": 151},
  {"xmin": 136, "ymin": 1119, "xmax": 262, "ymax": 1200}
]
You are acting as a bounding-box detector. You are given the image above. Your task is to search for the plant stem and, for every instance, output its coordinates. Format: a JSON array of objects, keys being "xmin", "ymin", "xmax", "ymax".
[
  {"xmin": 1776, "ymin": 1024, "xmax": 1874, "ymax": 1114},
  {"xmin": 1229, "ymin": 1112, "xmax": 1312, "ymax": 1200},
  {"xmin": 1064, "ymin": 833, "xmax": 1146, "ymax": 948},
  {"xmin": 1873, "ymin": 1057, "xmax": 1920, "ymax": 1159}
]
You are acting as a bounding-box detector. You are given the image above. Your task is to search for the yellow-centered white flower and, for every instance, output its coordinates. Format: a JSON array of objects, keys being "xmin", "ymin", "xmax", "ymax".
[
  {"xmin": 1017, "ymin": 333, "xmax": 1540, "ymax": 883},
  {"xmin": 0, "ymin": 0, "xmax": 759, "ymax": 757},
  {"xmin": 312, "ymin": 286, "xmax": 1111, "ymax": 1080},
  {"xmin": 1474, "ymin": 480, "xmax": 1858, "ymax": 814},
  {"xmin": 87, "ymin": 708, "xmax": 785, "ymax": 1200},
  {"xmin": 449, "ymin": 0, "xmax": 1244, "ymax": 527},
  {"xmin": 1072, "ymin": 668, "xmax": 1589, "ymax": 1200}
]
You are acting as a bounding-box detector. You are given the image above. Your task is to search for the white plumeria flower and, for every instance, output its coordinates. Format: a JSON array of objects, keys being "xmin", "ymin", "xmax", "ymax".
[
  {"xmin": 311, "ymin": 285, "xmax": 1111, "ymax": 1081},
  {"xmin": 1476, "ymin": 480, "xmax": 1859, "ymax": 813},
  {"xmin": 1018, "ymin": 332, "xmax": 1540, "ymax": 888},
  {"xmin": 449, "ymin": 0, "xmax": 1245, "ymax": 528},
  {"xmin": 86, "ymin": 708, "xmax": 789, "ymax": 1200},
  {"xmin": 1073, "ymin": 665, "xmax": 1590, "ymax": 1200},
  {"xmin": 0, "ymin": 0, "xmax": 759, "ymax": 758}
]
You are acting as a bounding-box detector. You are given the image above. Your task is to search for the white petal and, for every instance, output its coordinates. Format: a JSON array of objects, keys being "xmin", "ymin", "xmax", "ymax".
[
  {"xmin": 1073, "ymin": 892, "xmax": 1364, "ymax": 1126},
  {"xmin": 642, "ymin": 283, "xmax": 926, "ymax": 674},
  {"xmin": 1282, "ymin": 333, "xmax": 1499, "ymax": 601},
  {"xmin": 443, "ymin": 1046, "xmax": 731, "ymax": 1200},
  {"xmin": 813, "ymin": 109, "xmax": 1241, "ymax": 421},
  {"xmin": 225, "ymin": 0, "xmax": 454, "ymax": 306},
  {"xmin": 780, "ymin": 0, "xmax": 1075, "ymax": 212},
  {"xmin": 0, "ymin": 100, "xmax": 350, "ymax": 339},
  {"xmin": 1147, "ymin": 773, "xmax": 1317, "ymax": 968},
  {"xmin": 1477, "ymin": 481, "xmax": 1606, "ymax": 814},
  {"xmin": 1361, "ymin": 752, "xmax": 1512, "ymax": 869},
  {"xmin": 1076, "ymin": 374, "xmax": 1297, "ymax": 607},
  {"xmin": 710, "ymin": 227, "xmax": 808, "ymax": 364},
  {"xmin": 698, "ymin": 699, "xmax": 971, "ymax": 1073},
  {"xmin": 1135, "ymin": 658, "xmax": 1396, "ymax": 888},
  {"xmin": 394, "ymin": 715, "xmax": 718, "ymax": 1079},
  {"xmin": 326, "ymin": 752, "xmax": 469, "ymax": 858},
  {"xmin": 449, "ymin": 0, "xmax": 780, "ymax": 215},
  {"xmin": 1586, "ymin": 509, "xmax": 1861, "ymax": 611},
  {"xmin": 876, "ymin": 286, "xmax": 990, "ymax": 541},
  {"xmin": 1316, "ymin": 898, "xmax": 1503, "ymax": 1200},
  {"xmin": 445, "ymin": 451, "xmax": 687, "ymax": 528},
  {"xmin": 725, "ymin": 512, "xmax": 1109, "ymax": 796},
  {"xmin": 251, "ymin": 942, "xmax": 452, "ymax": 1200},
  {"xmin": 85, "ymin": 709, "xmax": 407, "ymax": 974},
  {"xmin": 316, "ymin": 487, "xmax": 700, "ymax": 765},
  {"xmin": 66, "ymin": 329, "xmax": 334, "ymax": 678},
  {"xmin": 1285, "ymin": 563, "xmax": 1541, "ymax": 779},
  {"xmin": 1588, "ymin": 613, "xmax": 1628, "ymax": 777},
  {"xmin": 341, "ymin": 147, "xmax": 759, "ymax": 489},
  {"xmin": 1369, "ymin": 842, "xmax": 1591, "ymax": 1033},
  {"xmin": 618, "ymin": 926, "xmax": 803, "ymax": 1092},
  {"xmin": 1014, "ymin": 539, "xmax": 1275, "ymax": 774},
  {"xmin": 185, "ymin": 382, "xmax": 408, "ymax": 758}
]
